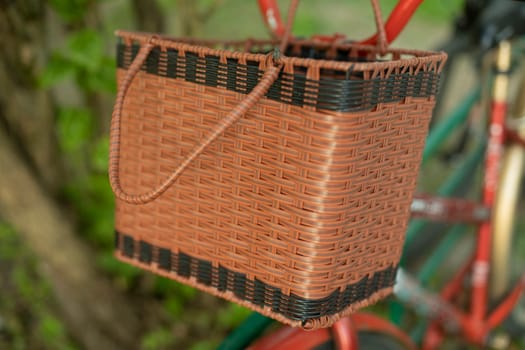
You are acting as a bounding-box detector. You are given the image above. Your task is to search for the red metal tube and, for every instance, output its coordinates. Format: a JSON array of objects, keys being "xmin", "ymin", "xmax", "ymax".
[
  {"xmin": 359, "ymin": 0, "xmax": 423, "ymax": 46},
  {"xmin": 258, "ymin": 0, "xmax": 423, "ymax": 45},
  {"xmin": 332, "ymin": 317, "xmax": 358, "ymax": 350},
  {"xmin": 485, "ymin": 274, "xmax": 525, "ymax": 332},
  {"xmin": 422, "ymin": 323, "xmax": 445, "ymax": 350},
  {"xmin": 351, "ymin": 313, "xmax": 417, "ymax": 350},
  {"xmin": 469, "ymin": 101, "xmax": 507, "ymax": 335},
  {"xmin": 258, "ymin": 0, "xmax": 286, "ymax": 38},
  {"xmin": 247, "ymin": 326, "xmax": 331, "ymax": 350}
]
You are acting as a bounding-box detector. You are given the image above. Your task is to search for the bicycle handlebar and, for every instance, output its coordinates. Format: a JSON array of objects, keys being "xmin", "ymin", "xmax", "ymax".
[{"xmin": 258, "ymin": 0, "xmax": 423, "ymax": 46}]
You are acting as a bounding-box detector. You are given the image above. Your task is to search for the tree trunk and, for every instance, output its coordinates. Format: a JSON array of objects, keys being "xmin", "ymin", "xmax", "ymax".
[
  {"xmin": 0, "ymin": 2, "xmax": 149, "ymax": 349},
  {"xmin": 0, "ymin": 126, "xmax": 144, "ymax": 350},
  {"xmin": 0, "ymin": 2, "xmax": 63, "ymax": 190},
  {"xmin": 132, "ymin": 0, "xmax": 166, "ymax": 33}
]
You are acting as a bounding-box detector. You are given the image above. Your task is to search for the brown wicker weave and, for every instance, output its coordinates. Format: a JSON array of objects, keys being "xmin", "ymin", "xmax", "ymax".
[{"xmin": 109, "ymin": 0, "xmax": 446, "ymax": 329}]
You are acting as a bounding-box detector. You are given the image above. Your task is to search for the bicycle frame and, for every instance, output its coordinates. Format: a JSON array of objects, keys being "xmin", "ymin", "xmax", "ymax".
[
  {"xmin": 378, "ymin": 40, "xmax": 525, "ymax": 349},
  {"xmin": 258, "ymin": 0, "xmax": 423, "ymax": 45},
  {"xmin": 384, "ymin": 39, "xmax": 525, "ymax": 348},
  {"xmin": 220, "ymin": 2, "xmax": 525, "ymax": 349},
  {"xmin": 414, "ymin": 40, "xmax": 525, "ymax": 349},
  {"xmin": 247, "ymin": 312, "xmax": 417, "ymax": 350}
]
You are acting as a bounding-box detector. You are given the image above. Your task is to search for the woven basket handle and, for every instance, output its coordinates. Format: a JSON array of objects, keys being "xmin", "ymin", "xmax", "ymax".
[
  {"xmin": 369, "ymin": 0, "xmax": 388, "ymax": 53},
  {"xmin": 109, "ymin": 40, "xmax": 282, "ymax": 204}
]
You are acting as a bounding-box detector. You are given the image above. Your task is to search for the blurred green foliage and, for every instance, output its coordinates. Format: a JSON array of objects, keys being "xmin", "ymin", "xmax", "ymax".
[
  {"xmin": 384, "ymin": 0, "xmax": 463, "ymax": 22},
  {"xmin": 141, "ymin": 328, "xmax": 177, "ymax": 350},
  {"xmin": 39, "ymin": 29, "xmax": 115, "ymax": 93},
  {"xmin": 48, "ymin": 0, "xmax": 90, "ymax": 22},
  {"xmin": 0, "ymin": 224, "xmax": 78, "ymax": 350},
  {"xmin": 38, "ymin": 2, "xmax": 256, "ymax": 348}
]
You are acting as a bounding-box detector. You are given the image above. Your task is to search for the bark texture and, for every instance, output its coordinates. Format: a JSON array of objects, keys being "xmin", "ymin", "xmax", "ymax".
[
  {"xmin": 0, "ymin": 127, "xmax": 144, "ymax": 350},
  {"xmin": 0, "ymin": 2, "xmax": 158, "ymax": 349}
]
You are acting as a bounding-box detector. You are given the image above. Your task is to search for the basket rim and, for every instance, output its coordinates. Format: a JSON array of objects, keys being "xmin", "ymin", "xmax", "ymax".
[{"xmin": 116, "ymin": 30, "xmax": 447, "ymax": 73}]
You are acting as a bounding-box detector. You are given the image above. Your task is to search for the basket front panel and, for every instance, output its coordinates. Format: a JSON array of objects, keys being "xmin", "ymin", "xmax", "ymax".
[{"xmin": 115, "ymin": 67, "xmax": 432, "ymax": 285}]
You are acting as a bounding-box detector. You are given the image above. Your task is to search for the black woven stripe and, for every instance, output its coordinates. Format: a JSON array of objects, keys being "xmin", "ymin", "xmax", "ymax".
[
  {"xmin": 145, "ymin": 47, "xmax": 160, "ymax": 75},
  {"xmin": 139, "ymin": 241, "xmax": 152, "ymax": 263},
  {"xmin": 115, "ymin": 231, "xmax": 398, "ymax": 323},
  {"xmin": 123, "ymin": 235, "xmax": 134, "ymax": 258},
  {"xmin": 158, "ymin": 248, "xmax": 171, "ymax": 270},
  {"xmin": 114, "ymin": 230, "xmax": 120, "ymax": 249},
  {"xmin": 116, "ymin": 43, "xmax": 440, "ymax": 112},
  {"xmin": 184, "ymin": 52, "xmax": 198, "ymax": 83},
  {"xmin": 116, "ymin": 47, "xmax": 125, "ymax": 70}
]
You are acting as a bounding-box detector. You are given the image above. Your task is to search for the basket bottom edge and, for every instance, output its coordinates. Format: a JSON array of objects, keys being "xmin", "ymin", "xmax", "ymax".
[{"xmin": 114, "ymin": 230, "xmax": 397, "ymax": 329}]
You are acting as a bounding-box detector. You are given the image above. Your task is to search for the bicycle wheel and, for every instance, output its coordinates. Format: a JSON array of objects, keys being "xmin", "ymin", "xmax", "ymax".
[
  {"xmin": 490, "ymin": 62, "xmax": 525, "ymax": 300},
  {"xmin": 490, "ymin": 142, "xmax": 525, "ymax": 300}
]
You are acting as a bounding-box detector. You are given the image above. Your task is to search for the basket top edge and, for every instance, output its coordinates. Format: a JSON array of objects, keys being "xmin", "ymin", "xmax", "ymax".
[{"xmin": 116, "ymin": 30, "xmax": 447, "ymax": 72}]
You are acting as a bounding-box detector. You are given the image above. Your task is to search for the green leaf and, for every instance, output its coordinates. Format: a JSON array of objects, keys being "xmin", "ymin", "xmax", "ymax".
[
  {"xmin": 13, "ymin": 265, "xmax": 46, "ymax": 303},
  {"xmin": 91, "ymin": 136, "xmax": 110, "ymax": 172},
  {"xmin": 82, "ymin": 56, "xmax": 117, "ymax": 93},
  {"xmin": 164, "ymin": 297, "xmax": 183, "ymax": 318},
  {"xmin": 190, "ymin": 340, "xmax": 219, "ymax": 350},
  {"xmin": 48, "ymin": 0, "xmax": 90, "ymax": 22},
  {"xmin": 216, "ymin": 303, "xmax": 251, "ymax": 329},
  {"xmin": 0, "ymin": 223, "xmax": 18, "ymax": 259},
  {"xmin": 154, "ymin": 277, "xmax": 197, "ymax": 300},
  {"xmin": 65, "ymin": 29, "xmax": 104, "ymax": 71},
  {"xmin": 141, "ymin": 328, "xmax": 176, "ymax": 350},
  {"xmin": 0, "ymin": 222, "xmax": 15, "ymax": 239},
  {"xmin": 39, "ymin": 314, "xmax": 65, "ymax": 344},
  {"xmin": 176, "ymin": 284, "xmax": 198, "ymax": 300},
  {"xmin": 85, "ymin": 212, "xmax": 114, "ymax": 248},
  {"xmin": 38, "ymin": 313, "xmax": 78, "ymax": 350},
  {"xmin": 97, "ymin": 252, "xmax": 141, "ymax": 281},
  {"xmin": 154, "ymin": 276, "xmax": 178, "ymax": 296},
  {"xmin": 39, "ymin": 54, "xmax": 76, "ymax": 88},
  {"xmin": 60, "ymin": 173, "xmax": 114, "ymax": 248},
  {"xmin": 57, "ymin": 107, "xmax": 93, "ymax": 153},
  {"xmin": 156, "ymin": 0, "xmax": 173, "ymax": 11},
  {"xmin": 87, "ymin": 173, "xmax": 113, "ymax": 202}
]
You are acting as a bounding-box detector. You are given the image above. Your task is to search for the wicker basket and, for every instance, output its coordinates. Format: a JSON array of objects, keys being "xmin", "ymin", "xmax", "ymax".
[{"xmin": 109, "ymin": 1, "xmax": 446, "ymax": 329}]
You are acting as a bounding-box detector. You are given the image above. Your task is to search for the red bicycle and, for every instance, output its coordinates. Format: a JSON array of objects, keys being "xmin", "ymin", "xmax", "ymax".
[{"xmin": 218, "ymin": 1, "xmax": 525, "ymax": 348}]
